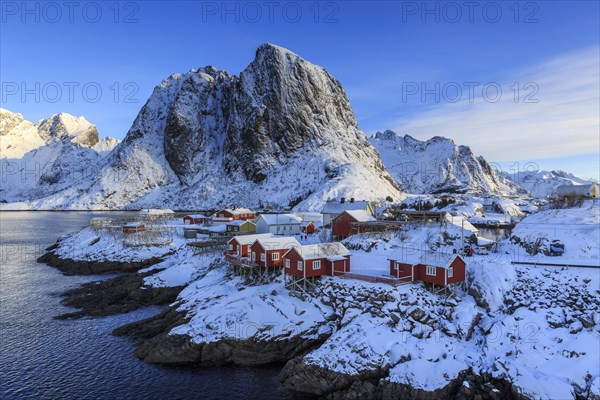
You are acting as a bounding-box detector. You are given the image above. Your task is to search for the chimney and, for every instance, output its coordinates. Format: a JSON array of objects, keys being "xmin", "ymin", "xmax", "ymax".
[
  {"xmin": 340, "ymin": 197, "xmax": 345, "ymax": 204},
  {"xmin": 350, "ymin": 198, "xmax": 355, "ymax": 203}
]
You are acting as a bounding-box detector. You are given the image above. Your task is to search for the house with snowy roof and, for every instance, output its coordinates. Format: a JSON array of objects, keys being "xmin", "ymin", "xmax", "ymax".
[
  {"xmin": 284, "ymin": 242, "xmax": 350, "ymax": 277},
  {"xmin": 122, "ymin": 222, "xmax": 145, "ymax": 234},
  {"xmin": 388, "ymin": 250, "xmax": 466, "ymax": 288},
  {"xmin": 212, "ymin": 208, "xmax": 256, "ymax": 223},
  {"xmin": 250, "ymin": 236, "xmax": 301, "ymax": 268},
  {"xmin": 331, "ymin": 210, "xmax": 377, "ymax": 239},
  {"xmin": 321, "ymin": 198, "xmax": 374, "ymax": 226},
  {"xmin": 182, "ymin": 214, "xmax": 208, "ymax": 225},
  {"xmin": 255, "ymin": 213, "xmax": 303, "ymax": 235},
  {"xmin": 225, "ymin": 220, "xmax": 256, "ymax": 234},
  {"xmin": 225, "ymin": 233, "xmax": 274, "ymax": 257}
]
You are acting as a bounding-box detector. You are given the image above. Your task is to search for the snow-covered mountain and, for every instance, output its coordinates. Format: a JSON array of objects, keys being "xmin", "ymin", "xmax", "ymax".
[
  {"xmin": 370, "ymin": 130, "xmax": 527, "ymax": 196},
  {"xmin": 35, "ymin": 113, "xmax": 99, "ymax": 146},
  {"xmin": 0, "ymin": 110, "xmax": 119, "ymax": 203},
  {"xmin": 0, "ymin": 109, "xmax": 45, "ymax": 158},
  {"xmin": 502, "ymin": 169, "xmax": 597, "ymax": 198},
  {"xmin": 29, "ymin": 44, "xmax": 401, "ymax": 210}
]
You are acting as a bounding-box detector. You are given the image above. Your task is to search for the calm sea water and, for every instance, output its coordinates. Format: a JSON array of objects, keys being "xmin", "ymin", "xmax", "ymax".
[{"xmin": 0, "ymin": 212, "xmax": 287, "ymax": 400}]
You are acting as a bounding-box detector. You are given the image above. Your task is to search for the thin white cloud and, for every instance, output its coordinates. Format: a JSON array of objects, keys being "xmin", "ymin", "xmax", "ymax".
[{"xmin": 391, "ymin": 47, "xmax": 600, "ymax": 162}]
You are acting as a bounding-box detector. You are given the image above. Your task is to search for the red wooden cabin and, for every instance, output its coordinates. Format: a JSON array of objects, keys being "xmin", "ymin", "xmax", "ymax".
[
  {"xmin": 250, "ymin": 237, "xmax": 301, "ymax": 268},
  {"xmin": 331, "ymin": 210, "xmax": 376, "ymax": 239},
  {"xmin": 123, "ymin": 223, "xmax": 145, "ymax": 234},
  {"xmin": 213, "ymin": 208, "xmax": 256, "ymax": 222},
  {"xmin": 183, "ymin": 214, "xmax": 205, "ymax": 224},
  {"xmin": 225, "ymin": 233, "xmax": 274, "ymax": 257},
  {"xmin": 283, "ymin": 242, "xmax": 351, "ymax": 278},
  {"xmin": 389, "ymin": 251, "xmax": 466, "ymax": 286}
]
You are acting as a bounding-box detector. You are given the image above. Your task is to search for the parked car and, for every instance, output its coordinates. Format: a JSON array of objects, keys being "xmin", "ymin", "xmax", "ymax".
[
  {"xmin": 549, "ymin": 240, "xmax": 565, "ymax": 256},
  {"xmin": 475, "ymin": 247, "xmax": 488, "ymax": 255}
]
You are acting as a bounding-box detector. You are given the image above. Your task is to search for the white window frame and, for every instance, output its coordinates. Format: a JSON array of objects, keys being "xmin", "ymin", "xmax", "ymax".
[
  {"xmin": 272, "ymin": 253, "xmax": 280, "ymax": 261},
  {"xmin": 251, "ymin": 252, "xmax": 256, "ymax": 261},
  {"xmin": 313, "ymin": 260, "xmax": 321, "ymax": 270},
  {"xmin": 394, "ymin": 262, "xmax": 399, "ymax": 271},
  {"xmin": 260, "ymin": 253, "xmax": 266, "ymax": 262},
  {"xmin": 298, "ymin": 261, "xmax": 303, "ymax": 271},
  {"xmin": 285, "ymin": 259, "xmax": 290, "ymax": 269},
  {"xmin": 229, "ymin": 244, "xmax": 233, "ymax": 251},
  {"xmin": 447, "ymin": 267, "xmax": 454, "ymax": 278},
  {"xmin": 426, "ymin": 265, "xmax": 437, "ymax": 276}
]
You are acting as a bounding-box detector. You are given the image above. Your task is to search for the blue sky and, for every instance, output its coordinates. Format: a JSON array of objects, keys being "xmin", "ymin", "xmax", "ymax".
[{"xmin": 1, "ymin": 1, "xmax": 599, "ymax": 178}]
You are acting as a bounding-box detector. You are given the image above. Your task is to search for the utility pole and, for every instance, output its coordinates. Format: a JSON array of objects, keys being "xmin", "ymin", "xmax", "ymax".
[{"xmin": 461, "ymin": 219, "xmax": 464, "ymax": 255}]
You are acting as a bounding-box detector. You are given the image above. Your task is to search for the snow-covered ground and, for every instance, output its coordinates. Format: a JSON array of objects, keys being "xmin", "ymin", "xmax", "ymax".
[{"xmin": 47, "ymin": 203, "xmax": 600, "ymax": 399}]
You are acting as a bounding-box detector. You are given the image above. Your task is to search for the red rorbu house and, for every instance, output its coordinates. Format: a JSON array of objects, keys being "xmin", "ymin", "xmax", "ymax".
[
  {"xmin": 283, "ymin": 242, "xmax": 350, "ymax": 278},
  {"xmin": 388, "ymin": 250, "xmax": 466, "ymax": 290},
  {"xmin": 123, "ymin": 222, "xmax": 145, "ymax": 234},
  {"xmin": 250, "ymin": 236, "xmax": 301, "ymax": 268},
  {"xmin": 213, "ymin": 208, "xmax": 256, "ymax": 223},
  {"xmin": 182, "ymin": 214, "xmax": 206, "ymax": 225},
  {"xmin": 225, "ymin": 233, "xmax": 274, "ymax": 259},
  {"xmin": 331, "ymin": 210, "xmax": 377, "ymax": 239}
]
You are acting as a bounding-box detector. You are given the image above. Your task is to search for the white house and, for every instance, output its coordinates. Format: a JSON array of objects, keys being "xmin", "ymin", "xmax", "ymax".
[
  {"xmin": 255, "ymin": 213, "xmax": 303, "ymax": 235},
  {"xmin": 321, "ymin": 198, "xmax": 374, "ymax": 226}
]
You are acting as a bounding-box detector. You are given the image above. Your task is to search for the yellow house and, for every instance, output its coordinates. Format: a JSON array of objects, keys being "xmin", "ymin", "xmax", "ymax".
[{"xmin": 226, "ymin": 220, "xmax": 256, "ymax": 234}]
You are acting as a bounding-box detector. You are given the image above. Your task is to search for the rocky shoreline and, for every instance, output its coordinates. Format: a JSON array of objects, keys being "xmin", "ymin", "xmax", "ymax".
[
  {"xmin": 38, "ymin": 245, "xmax": 181, "ymax": 319},
  {"xmin": 38, "ymin": 243, "xmax": 170, "ymax": 276},
  {"xmin": 37, "ymin": 241, "xmax": 537, "ymax": 399}
]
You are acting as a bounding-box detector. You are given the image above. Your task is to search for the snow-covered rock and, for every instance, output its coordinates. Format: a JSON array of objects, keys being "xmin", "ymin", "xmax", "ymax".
[{"xmin": 370, "ymin": 130, "xmax": 526, "ymax": 196}]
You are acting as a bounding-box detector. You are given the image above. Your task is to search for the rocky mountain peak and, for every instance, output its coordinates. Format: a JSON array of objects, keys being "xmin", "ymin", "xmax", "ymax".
[{"xmin": 35, "ymin": 113, "xmax": 99, "ymax": 147}]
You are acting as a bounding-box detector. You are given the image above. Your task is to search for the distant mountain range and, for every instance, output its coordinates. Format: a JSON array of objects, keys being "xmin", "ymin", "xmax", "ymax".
[
  {"xmin": 369, "ymin": 130, "xmax": 527, "ymax": 196},
  {"xmin": 1, "ymin": 45, "xmax": 594, "ymax": 209},
  {"xmin": 501, "ymin": 169, "xmax": 597, "ymax": 198}
]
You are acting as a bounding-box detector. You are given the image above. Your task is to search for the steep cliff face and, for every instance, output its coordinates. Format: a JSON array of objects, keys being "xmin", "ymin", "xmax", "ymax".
[
  {"xmin": 30, "ymin": 44, "xmax": 400, "ymax": 210},
  {"xmin": 370, "ymin": 130, "xmax": 526, "ymax": 196}
]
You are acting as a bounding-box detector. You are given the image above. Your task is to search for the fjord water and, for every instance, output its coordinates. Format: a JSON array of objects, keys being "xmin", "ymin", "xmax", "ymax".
[{"xmin": 0, "ymin": 212, "xmax": 286, "ymax": 400}]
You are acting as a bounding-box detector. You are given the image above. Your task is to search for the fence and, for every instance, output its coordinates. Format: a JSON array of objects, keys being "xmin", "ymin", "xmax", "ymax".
[{"xmin": 338, "ymin": 273, "xmax": 411, "ymax": 286}]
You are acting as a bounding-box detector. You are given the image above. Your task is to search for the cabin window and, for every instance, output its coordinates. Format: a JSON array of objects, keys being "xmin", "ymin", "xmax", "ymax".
[
  {"xmin": 298, "ymin": 261, "xmax": 303, "ymax": 271},
  {"xmin": 394, "ymin": 262, "xmax": 399, "ymax": 271},
  {"xmin": 228, "ymin": 244, "xmax": 233, "ymax": 251},
  {"xmin": 246, "ymin": 245, "xmax": 250, "ymax": 252},
  {"xmin": 426, "ymin": 265, "xmax": 436, "ymax": 276},
  {"xmin": 260, "ymin": 253, "xmax": 266, "ymax": 262},
  {"xmin": 219, "ymin": 214, "xmax": 223, "ymax": 218},
  {"xmin": 313, "ymin": 260, "xmax": 321, "ymax": 270},
  {"xmin": 448, "ymin": 268, "xmax": 454, "ymax": 278},
  {"xmin": 272, "ymin": 253, "xmax": 280, "ymax": 261},
  {"xmin": 285, "ymin": 259, "xmax": 290, "ymax": 269},
  {"xmin": 251, "ymin": 252, "xmax": 256, "ymax": 260}
]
